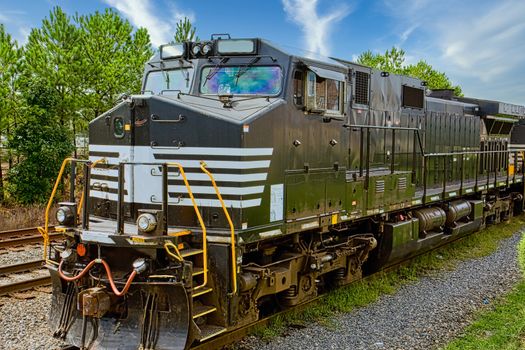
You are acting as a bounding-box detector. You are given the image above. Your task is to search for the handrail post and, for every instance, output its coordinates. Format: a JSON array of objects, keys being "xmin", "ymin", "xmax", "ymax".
[
  {"xmin": 359, "ymin": 128, "xmax": 364, "ymax": 177},
  {"xmin": 443, "ymin": 155, "xmax": 447, "ymax": 197},
  {"xmin": 390, "ymin": 128, "xmax": 395, "ymax": 174},
  {"xmin": 200, "ymin": 162, "xmax": 238, "ymax": 296},
  {"xmin": 365, "ymin": 127, "xmax": 370, "ymax": 190},
  {"xmin": 116, "ymin": 163, "xmax": 125, "ymax": 234},
  {"xmin": 82, "ymin": 163, "xmax": 90, "ymax": 230},
  {"xmin": 162, "ymin": 163, "xmax": 169, "ymax": 235},
  {"xmin": 167, "ymin": 162, "xmax": 208, "ymax": 291},
  {"xmin": 422, "ymin": 155, "xmax": 427, "ymax": 203},
  {"xmin": 69, "ymin": 160, "xmax": 76, "ymax": 203},
  {"xmin": 460, "ymin": 153, "xmax": 464, "ymax": 192},
  {"xmin": 411, "ymin": 130, "xmax": 417, "ymax": 184}
]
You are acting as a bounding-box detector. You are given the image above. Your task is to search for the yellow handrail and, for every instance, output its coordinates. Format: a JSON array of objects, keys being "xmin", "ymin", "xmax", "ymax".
[
  {"xmin": 38, "ymin": 157, "xmax": 105, "ymax": 262},
  {"xmin": 164, "ymin": 241, "xmax": 184, "ymax": 262},
  {"xmin": 200, "ymin": 161, "xmax": 237, "ymax": 295},
  {"xmin": 39, "ymin": 157, "xmax": 73, "ymax": 261},
  {"xmin": 167, "ymin": 162, "xmax": 208, "ymax": 290}
]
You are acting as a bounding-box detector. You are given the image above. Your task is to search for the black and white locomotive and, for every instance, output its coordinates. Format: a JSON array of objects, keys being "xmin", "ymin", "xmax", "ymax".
[{"xmin": 43, "ymin": 37, "xmax": 525, "ymax": 349}]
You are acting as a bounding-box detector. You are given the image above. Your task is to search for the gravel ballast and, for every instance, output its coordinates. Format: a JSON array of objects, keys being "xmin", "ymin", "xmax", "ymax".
[
  {"xmin": 0, "ymin": 233, "xmax": 521, "ymax": 350},
  {"xmin": 255, "ymin": 232, "xmax": 523, "ymax": 350}
]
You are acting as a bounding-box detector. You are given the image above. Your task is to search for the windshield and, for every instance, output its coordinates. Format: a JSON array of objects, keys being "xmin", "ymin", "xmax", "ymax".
[
  {"xmin": 144, "ymin": 67, "xmax": 194, "ymax": 94},
  {"xmin": 200, "ymin": 66, "xmax": 283, "ymax": 95}
]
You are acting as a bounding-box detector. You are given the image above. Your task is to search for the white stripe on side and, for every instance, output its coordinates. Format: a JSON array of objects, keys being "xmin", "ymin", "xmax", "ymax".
[
  {"xmin": 89, "ymin": 156, "xmax": 270, "ymax": 170},
  {"xmin": 89, "ymin": 144, "xmax": 273, "ymax": 156},
  {"xmin": 91, "ymin": 190, "xmax": 261, "ymax": 208}
]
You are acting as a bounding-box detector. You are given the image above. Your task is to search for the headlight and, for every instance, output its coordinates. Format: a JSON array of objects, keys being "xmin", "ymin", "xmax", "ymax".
[
  {"xmin": 201, "ymin": 43, "xmax": 212, "ymax": 55},
  {"xmin": 137, "ymin": 213, "xmax": 157, "ymax": 233},
  {"xmin": 56, "ymin": 206, "xmax": 74, "ymax": 226},
  {"xmin": 191, "ymin": 44, "xmax": 202, "ymax": 56}
]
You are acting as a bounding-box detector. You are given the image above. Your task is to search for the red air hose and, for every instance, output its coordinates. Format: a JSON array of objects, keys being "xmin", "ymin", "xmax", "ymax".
[{"xmin": 58, "ymin": 259, "xmax": 137, "ymax": 297}]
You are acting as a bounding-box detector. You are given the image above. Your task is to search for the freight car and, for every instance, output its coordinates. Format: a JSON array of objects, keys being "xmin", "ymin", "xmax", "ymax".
[{"xmin": 40, "ymin": 37, "xmax": 525, "ymax": 349}]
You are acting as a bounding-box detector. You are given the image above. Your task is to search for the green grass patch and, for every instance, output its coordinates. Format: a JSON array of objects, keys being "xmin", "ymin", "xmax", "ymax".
[
  {"xmin": 255, "ymin": 215, "xmax": 525, "ymax": 341},
  {"xmin": 444, "ymin": 224, "xmax": 525, "ymax": 350}
]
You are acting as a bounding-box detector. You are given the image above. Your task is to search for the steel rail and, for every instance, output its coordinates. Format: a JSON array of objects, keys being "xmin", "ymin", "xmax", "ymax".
[
  {"xmin": 0, "ymin": 275, "xmax": 51, "ymax": 296},
  {"xmin": 0, "ymin": 260, "xmax": 44, "ymax": 276},
  {"xmin": 0, "ymin": 226, "xmax": 56, "ymax": 240},
  {"xmin": 0, "ymin": 232, "xmax": 62, "ymax": 249}
]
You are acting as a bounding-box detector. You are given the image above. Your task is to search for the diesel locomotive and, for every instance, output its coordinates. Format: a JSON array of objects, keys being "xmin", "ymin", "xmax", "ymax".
[{"xmin": 40, "ymin": 37, "xmax": 525, "ymax": 349}]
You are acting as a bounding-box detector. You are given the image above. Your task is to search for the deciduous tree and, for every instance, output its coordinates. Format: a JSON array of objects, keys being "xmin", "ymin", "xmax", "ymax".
[
  {"xmin": 357, "ymin": 46, "xmax": 462, "ymax": 96},
  {"xmin": 0, "ymin": 24, "xmax": 23, "ymax": 203}
]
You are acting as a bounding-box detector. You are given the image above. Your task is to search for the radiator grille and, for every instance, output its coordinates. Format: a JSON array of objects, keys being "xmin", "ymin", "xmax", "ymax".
[
  {"xmin": 376, "ymin": 180, "xmax": 385, "ymax": 193},
  {"xmin": 398, "ymin": 177, "xmax": 407, "ymax": 190},
  {"xmin": 355, "ymin": 71, "xmax": 369, "ymax": 105}
]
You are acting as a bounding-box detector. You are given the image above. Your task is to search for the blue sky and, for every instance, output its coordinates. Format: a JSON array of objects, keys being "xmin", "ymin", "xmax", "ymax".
[{"xmin": 1, "ymin": 0, "xmax": 524, "ymax": 106}]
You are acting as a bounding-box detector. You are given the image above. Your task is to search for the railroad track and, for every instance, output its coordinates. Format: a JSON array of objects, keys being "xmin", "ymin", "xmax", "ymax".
[
  {"xmin": 0, "ymin": 227, "xmax": 60, "ymax": 296},
  {"xmin": 0, "ymin": 260, "xmax": 50, "ymax": 296},
  {"xmin": 0, "ymin": 226, "xmax": 60, "ymax": 249}
]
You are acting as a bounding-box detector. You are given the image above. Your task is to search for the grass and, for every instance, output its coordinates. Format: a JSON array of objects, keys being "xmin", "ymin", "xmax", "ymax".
[
  {"xmin": 254, "ymin": 215, "xmax": 525, "ymax": 341},
  {"xmin": 443, "ymin": 228, "xmax": 525, "ymax": 350},
  {"xmin": 0, "ymin": 205, "xmax": 54, "ymax": 231}
]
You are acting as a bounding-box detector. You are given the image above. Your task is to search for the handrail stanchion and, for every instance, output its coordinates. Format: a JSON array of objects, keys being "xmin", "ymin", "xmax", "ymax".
[
  {"xmin": 200, "ymin": 162, "xmax": 238, "ymax": 296},
  {"xmin": 82, "ymin": 163, "xmax": 91, "ymax": 230},
  {"xmin": 116, "ymin": 163, "xmax": 125, "ymax": 235},
  {"xmin": 69, "ymin": 161, "xmax": 76, "ymax": 203},
  {"xmin": 167, "ymin": 162, "xmax": 208, "ymax": 290},
  {"xmin": 162, "ymin": 163, "xmax": 169, "ymax": 235}
]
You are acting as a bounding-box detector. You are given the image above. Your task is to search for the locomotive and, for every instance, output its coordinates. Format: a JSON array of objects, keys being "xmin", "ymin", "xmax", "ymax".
[{"xmin": 41, "ymin": 37, "xmax": 525, "ymax": 349}]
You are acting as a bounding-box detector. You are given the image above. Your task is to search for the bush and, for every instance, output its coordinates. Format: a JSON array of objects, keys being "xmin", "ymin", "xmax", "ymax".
[{"xmin": 7, "ymin": 91, "xmax": 74, "ymax": 204}]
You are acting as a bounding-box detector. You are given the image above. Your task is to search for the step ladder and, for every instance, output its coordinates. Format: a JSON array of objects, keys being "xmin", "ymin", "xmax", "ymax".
[
  {"xmin": 176, "ymin": 237, "xmax": 227, "ymax": 342},
  {"xmin": 164, "ymin": 162, "xmax": 237, "ymax": 343}
]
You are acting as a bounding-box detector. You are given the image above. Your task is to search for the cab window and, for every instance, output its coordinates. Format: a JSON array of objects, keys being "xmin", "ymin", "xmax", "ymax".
[{"xmin": 305, "ymin": 69, "xmax": 345, "ymax": 116}]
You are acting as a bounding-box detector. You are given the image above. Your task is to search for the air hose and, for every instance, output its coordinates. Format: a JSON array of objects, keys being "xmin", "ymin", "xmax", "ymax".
[{"xmin": 58, "ymin": 258, "xmax": 137, "ymax": 297}]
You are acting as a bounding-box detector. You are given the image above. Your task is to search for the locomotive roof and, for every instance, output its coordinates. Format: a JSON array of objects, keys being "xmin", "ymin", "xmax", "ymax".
[{"xmin": 145, "ymin": 37, "xmax": 524, "ymax": 119}]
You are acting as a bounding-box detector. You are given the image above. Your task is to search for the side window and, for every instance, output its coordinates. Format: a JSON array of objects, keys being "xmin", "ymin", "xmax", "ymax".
[
  {"xmin": 326, "ymin": 80, "xmax": 341, "ymax": 111},
  {"xmin": 315, "ymin": 77, "xmax": 326, "ymax": 109},
  {"xmin": 305, "ymin": 69, "xmax": 344, "ymax": 116},
  {"xmin": 307, "ymin": 71, "xmax": 315, "ymax": 97},
  {"xmin": 293, "ymin": 70, "xmax": 304, "ymax": 106}
]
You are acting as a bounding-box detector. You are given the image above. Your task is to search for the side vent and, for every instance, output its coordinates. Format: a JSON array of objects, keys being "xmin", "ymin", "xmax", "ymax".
[
  {"xmin": 375, "ymin": 180, "xmax": 385, "ymax": 193},
  {"xmin": 354, "ymin": 71, "xmax": 369, "ymax": 105},
  {"xmin": 398, "ymin": 177, "xmax": 407, "ymax": 190},
  {"xmin": 402, "ymin": 85, "xmax": 424, "ymax": 109}
]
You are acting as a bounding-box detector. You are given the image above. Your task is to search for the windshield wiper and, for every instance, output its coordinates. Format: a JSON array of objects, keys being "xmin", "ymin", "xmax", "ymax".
[
  {"xmin": 203, "ymin": 57, "xmax": 229, "ymax": 86},
  {"xmin": 235, "ymin": 57, "xmax": 261, "ymax": 85}
]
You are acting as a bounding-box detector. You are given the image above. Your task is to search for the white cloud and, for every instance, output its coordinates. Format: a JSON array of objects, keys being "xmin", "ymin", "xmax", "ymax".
[
  {"xmin": 282, "ymin": 0, "xmax": 351, "ymax": 56},
  {"xmin": 380, "ymin": 0, "xmax": 525, "ymax": 104},
  {"xmin": 168, "ymin": 3, "xmax": 195, "ymax": 24},
  {"xmin": 0, "ymin": 9, "xmax": 30, "ymax": 44},
  {"xmin": 103, "ymin": 0, "xmax": 195, "ymax": 47}
]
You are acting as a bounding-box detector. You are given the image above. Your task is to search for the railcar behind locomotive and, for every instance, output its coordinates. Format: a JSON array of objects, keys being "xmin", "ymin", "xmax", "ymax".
[{"xmin": 40, "ymin": 37, "xmax": 525, "ymax": 349}]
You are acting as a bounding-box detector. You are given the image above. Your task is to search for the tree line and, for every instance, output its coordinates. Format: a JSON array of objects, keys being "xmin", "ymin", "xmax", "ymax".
[{"xmin": 0, "ymin": 6, "xmax": 461, "ymax": 205}]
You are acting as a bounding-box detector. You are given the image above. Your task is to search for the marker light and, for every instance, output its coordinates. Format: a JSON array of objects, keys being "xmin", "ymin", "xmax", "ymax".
[{"xmin": 137, "ymin": 213, "xmax": 157, "ymax": 233}]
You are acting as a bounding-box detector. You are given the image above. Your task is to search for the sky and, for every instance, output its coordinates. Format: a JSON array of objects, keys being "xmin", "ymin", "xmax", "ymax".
[{"xmin": 1, "ymin": 0, "xmax": 524, "ymax": 106}]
